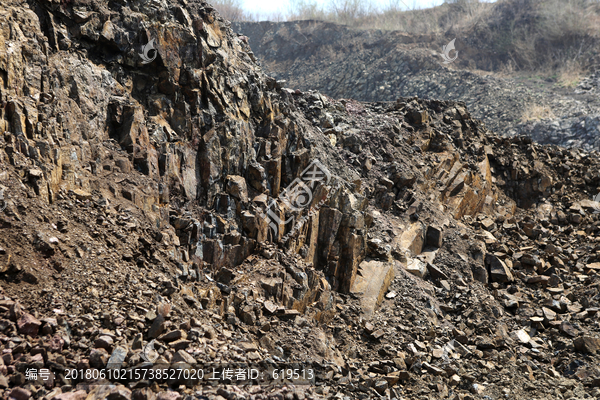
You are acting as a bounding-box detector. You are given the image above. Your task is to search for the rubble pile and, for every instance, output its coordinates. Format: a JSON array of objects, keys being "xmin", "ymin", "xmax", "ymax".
[{"xmin": 0, "ymin": 1, "xmax": 598, "ymax": 400}]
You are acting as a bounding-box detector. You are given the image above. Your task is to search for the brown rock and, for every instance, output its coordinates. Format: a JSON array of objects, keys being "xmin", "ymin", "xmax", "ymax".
[
  {"xmin": 525, "ymin": 275, "xmax": 549, "ymax": 285},
  {"xmin": 384, "ymin": 371, "xmax": 401, "ymax": 386},
  {"xmin": 427, "ymin": 263, "xmax": 448, "ymax": 281},
  {"xmin": 374, "ymin": 379, "xmax": 388, "ymax": 394},
  {"xmin": 17, "ymin": 313, "xmax": 41, "ymax": 336},
  {"xmin": 472, "ymin": 265, "xmax": 488, "ymax": 284},
  {"xmin": 157, "ymin": 330, "xmax": 185, "ymax": 342},
  {"xmin": 407, "ymin": 109, "xmax": 429, "ymax": 125},
  {"xmin": 156, "ymin": 392, "xmax": 181, "ymax": 400},
  {"xmin": 263, "ymin": 300, "xmax": 278, "ymax": 314},
  {"xmin": 94, "ymin": 335, "xmax": 114, "ymax": 350},
  {"xmin": 560, "ymin": 321, "xmax": 579, "ymax": 338},
  {"xmin": 169, "ymin": 339, "xmax": 192, "ymax": 350},
  {"xmin": 132, "ymin": 388, "xmax": 156, "ymax": 400},
  {"xmin": 574, "ymin": 336, "xmax": 600, "ymax": 354},
  {"xmin": 0, "ymin": 374, "xmax": 8, "ymax": 389},
  {"xmin": 392, "ymin": 357, "xmax": 406, "ymax": 370},
  {"xmin": 9, "ymin": 302, "xmax": 24, "ymax": 321},
  {"xmin": 148, "ymin": 315, "xmax": 166, "ymax": 339},
  {"xmin": 422, "ymin": 362, "xmax": 444, "ymax": 375},
  {"xmin": 432, "ymin": 348, "xmax": 445, "ymax": 358},
  {"xmin": 9, "ymin": 388, "xmax": 31, "ymax": 400},
  {"xmin": 542, "ymin": 307, "xmax": 556, "ymax": 321},
  {"xmin": 406, "ymin": 258, "xmax": 427, "ymax": 278},
  {"xmin": 521, "ymin": 253, "xmax": 542, "ymax": 268},
  {"xmin": 51, "ymin": 391, "xmax": 87, "ymax": 400},
  {"xmin": 425, "ymin": 225, "xmax": 443, "ymax": 248},
  {"xmin": 90, "ymin": 348, "xmax": 109, "ymax": 369},
  {"xmin": 171, "ymin": 350, "xmax": 196, "ymax": 364},
  {"xmin": 485, "ymin": 254, "xmax": 513, "ymax": 283},
  {"xmin": 511, "ymin": 329, "xmax": 530, "ymax": 344},
  {"xmin": 107, "ymin": 387, "xmax": 133, "ymax": 400},
  {"xmin": 371, "ymin": 329, "xmax": 385, "ymax": 340},
  {"xmin": 225, "ymin": 175, "xmax": 248, "ymax": 203},
  {"xmin": 481, "ymin": 218, "xmax": 496, "ymax": 231}
]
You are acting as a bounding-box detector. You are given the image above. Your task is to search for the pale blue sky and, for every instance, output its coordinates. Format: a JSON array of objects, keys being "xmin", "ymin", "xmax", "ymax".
[{"xmin": 241, "ymin": 0, "xmax": 448, "ymax": 16}]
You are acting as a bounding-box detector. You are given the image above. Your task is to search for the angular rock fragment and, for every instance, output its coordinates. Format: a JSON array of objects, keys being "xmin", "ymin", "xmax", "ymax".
[
  {"xmin": 405, "ymin": 258, "xmax": 428, "ymax": 278},
  {"xmin": 225, "ymin": 175, "xmax": 248, "ymax": 203},
  {"xmin": 17, "ymin": 313, "xmax": 41, "ymax": 336},
  {"xmin": 574, "ymin": 336, "xmax": 600, "ymax": 354},
  {"xmin": 485, "ymin": 254, "xmax": 513, "ymax": 283}
]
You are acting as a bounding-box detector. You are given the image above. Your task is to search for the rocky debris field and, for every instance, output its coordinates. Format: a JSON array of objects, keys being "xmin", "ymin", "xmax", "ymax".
[
  {"xmin": 233, "ymin": 20, "xmax": 600, "ymax": 151},
  {"xmin": 0, "ymin": 1, "xmax": 599, "ymax": 400}
]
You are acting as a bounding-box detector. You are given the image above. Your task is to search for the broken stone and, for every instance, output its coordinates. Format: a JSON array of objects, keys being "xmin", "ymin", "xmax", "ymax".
[
  {"xmin": 106, "ymin": 346, "xmax": 127, "ymax": 370},
  {"xmin": 90, "ymin": 348, "xmax": 109, "ymax": 369},
  {"xmin": 17, "ymin": 313, "xmax": 41, "ymax": 336},
  {"xmin": 148, "ymin": 315, "xmax": 166, "ymax": 339},
  {"xmin": 425, "ymin": 225, "xmax": 443, "ymax": 248},
  {"xmin": 560, "ymin": 321, "xmax": 579, "ymax": 338},
  {"xmin": 225, "ymin": 175, "xmax": 248, "ymax": 203},
  {"xmin": 406, "ymin": 258, "xmax": 428, "ymax": 278},
  {"xmin": 573, "ymin": 336, "xmax": 600, "ymax": 354},
  {"xmin": 10, "ymin": 388, "xmax": 31, "ymax": 400},
  {"xmin": 157, "ymin": 330, "xmax": 185, "ymax": 342},
  {"xmin": 485, "ymin": 254, "xmax": 514, "ymax": 283},
  {"xmin": 106, "ymin": 387, "xmax": 133, "ymax": 400},
  {"xmin": 422, "ymin": 362, "xmax": 444, "ymax": 375},
  {"xmin": 156, "ymin": 393, "xmax": 181, "ymax": 400},
  {"xmin": 94, "ymin": 335, "xmax": 114, "ymax": 350},
  {"xmin": 542, "ymin": 307, "xmax": 556, "ymax": 321},
  {"xmin": 51, "ymin": 391, "xmax": 87, "ymax": 400},
  {"xmin": 480, "ymin": 217, "xmax": 496, "ymax": 231},
  {"xmin": 171, "ymin": 350, "xmax": 196, "ymax": 364},
  {"xmin": 426, "ymin": 263, "xmax": 448, "ymax": 281},
  {"xmin": 512, "ymin": 329, "xmax": 531, "ymax": 344}
]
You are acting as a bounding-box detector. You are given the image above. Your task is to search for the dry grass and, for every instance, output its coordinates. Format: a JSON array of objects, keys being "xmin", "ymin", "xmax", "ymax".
[
  {"xmin": 557, "ymin": 60, "xmax": 586, "ymax": 88},
  {"xmin": 210, "ymin": 0, "xmax": 600, "ymax": 75},
  {"xmin": 502, "ymin": 0, "xmax": 600, "ymax": 71},
  {"xmin": 521, "ymin": 104, "xmax": 556, "ymax": 123},
  {"xmin": 210, "ymin": 0, "xmax": 249, "ymax": 22},
  {"xmin": 210, "ymin": 0, "xmax": 286, "ymax": 22},
  {"xmin": 209, "ymin": 0, "xmax": 493, "ymax": 28},
  {"xmin": 350, "ymin": 0, "xmax": 492, "ymax": 33}
]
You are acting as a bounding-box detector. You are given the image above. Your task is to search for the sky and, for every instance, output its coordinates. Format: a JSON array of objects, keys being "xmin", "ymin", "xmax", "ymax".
[{"xmin": 241, "ymin": 0, "xmax": 448, "ymax": 17}]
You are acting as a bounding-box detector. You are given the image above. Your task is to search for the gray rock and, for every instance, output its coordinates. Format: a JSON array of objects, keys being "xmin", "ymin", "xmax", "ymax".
[{"xmin": 106, "ymin": 346, "xmax": 128, "ymax": 370}]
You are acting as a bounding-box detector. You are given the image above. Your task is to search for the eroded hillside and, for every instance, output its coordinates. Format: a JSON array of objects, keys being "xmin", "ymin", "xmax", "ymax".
[{"xmin": 233, "ymin": 19, "xmax": 600, "ymax": 151}]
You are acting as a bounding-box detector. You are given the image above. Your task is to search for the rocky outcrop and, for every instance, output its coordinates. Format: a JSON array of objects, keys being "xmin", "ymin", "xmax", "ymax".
[{"xmin": 0, "ymin": 0, "xmax": 374, "ymax": 294}]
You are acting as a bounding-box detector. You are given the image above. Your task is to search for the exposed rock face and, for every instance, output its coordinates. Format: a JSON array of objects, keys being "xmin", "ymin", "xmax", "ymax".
[
  {"xmin": 234, "ymin": 20, "xmax": 600, "ymax": 151},
  {"xmin": 0, "ymin": 1, "xmax": 600, "ymax": 400},
  {"xmin": 0, "ymin": 0, "xmax": 372, "ymax": 293}
]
